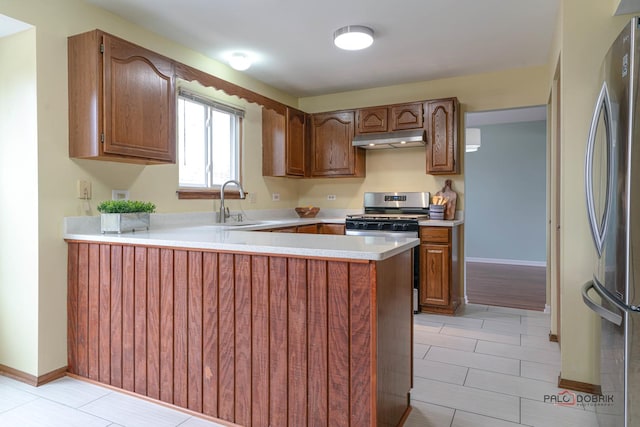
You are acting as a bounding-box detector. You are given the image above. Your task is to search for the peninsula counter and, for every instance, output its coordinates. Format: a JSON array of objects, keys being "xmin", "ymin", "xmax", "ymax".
[{"xmin": 64, "ymin": 223, "xmax": 417, "ymax": 427}]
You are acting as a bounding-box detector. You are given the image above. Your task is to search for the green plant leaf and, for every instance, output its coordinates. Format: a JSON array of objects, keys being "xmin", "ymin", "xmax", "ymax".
[{"xmin": 97, "ymin": 200, "xmax": 156, "ymax": 213}]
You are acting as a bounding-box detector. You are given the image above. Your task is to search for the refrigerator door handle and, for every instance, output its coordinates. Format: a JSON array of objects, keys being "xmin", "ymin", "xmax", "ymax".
[
  {"xmin": 582, "ymin": 281, "xmax": 623, "ymax": 325},
  {"xmin": 584, "ymin": 81, "xmax": 613, "ymax": 258}
]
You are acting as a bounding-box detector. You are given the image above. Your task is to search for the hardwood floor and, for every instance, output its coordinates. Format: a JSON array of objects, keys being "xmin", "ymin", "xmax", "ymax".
[{"xmin": 465, "ymin": 262, "xmax": 546, "ymax": 311}]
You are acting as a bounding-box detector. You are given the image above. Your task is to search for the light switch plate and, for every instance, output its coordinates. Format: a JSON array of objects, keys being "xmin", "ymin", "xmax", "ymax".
[{"xmin": 77, "ymin": 180, "xmax": 91, "ymax": 199}]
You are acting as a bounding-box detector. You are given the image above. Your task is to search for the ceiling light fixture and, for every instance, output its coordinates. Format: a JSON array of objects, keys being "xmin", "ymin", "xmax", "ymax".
[
  {"xmin": 229, "ymin": 52, "xmax": 251, "ymax": 71},
  {"xmin": 333, "ymin": 25, "xmax": 374, "ymax": 51}
]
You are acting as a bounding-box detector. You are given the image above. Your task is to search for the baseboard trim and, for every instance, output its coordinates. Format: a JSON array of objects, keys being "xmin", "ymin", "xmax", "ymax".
[
  {"xmin": 466, "ymin": 257, "xmax": 547, "ymax": 268},
  {"xmin": 549, "ymin": 333, "xmax": 558, "ymax": 342},
  {"xmin": 558, "ymin": 374, "xmax": 601, "ymax": 395},
  {"xmin": 397, "ymin": 402, "xmax": 412, "ymax": 427},
  {"xmin": 0, "ymin": 364, "xmax": 67, "ymax": 387}
]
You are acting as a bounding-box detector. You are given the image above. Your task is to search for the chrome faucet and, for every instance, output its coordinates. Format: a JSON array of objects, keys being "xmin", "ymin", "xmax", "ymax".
[{"xmin": 218, "ymin": 180, "xmax": 246, "ymax": 223}]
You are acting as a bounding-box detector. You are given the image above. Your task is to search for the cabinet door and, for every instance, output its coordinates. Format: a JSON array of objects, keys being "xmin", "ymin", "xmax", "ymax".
[
  {"xmin": 310, "ymin": 111, "xmax": 364, "ymax": 177},
  {"xmin": 296, "ymin": 224, "xmax": 318, "ymax": 234},
  {"xmin": 262, "ymin": 108, "xmax": 287, "ymax": 176},
  {"xmin": 318, "ymin": 223, "xmax": 345, "ymax": 235},
  {"xmin": 426, "ymin": 99, "xmax": 458, "ymax": 174},
  {"xmin": 390, "ymin": 102, "xmax": 423, "ymax": 131},
  {"xmin": 270, "ymin": 226, "xmax": 297, "ymax": 233},
  {"xmin": 356, "ymin": 107, "xmax": 388, "ymax": 134},
  {"xmin": 103, "ymin": 34, "xmax": 176, "ymax": 162},
  {"xmin": 420, "ymin": 243, "xmax": 450, "ymax": 306},
  {"xmin": 286, "ymin": 108, "xmax": 306, "ymax": 176}
]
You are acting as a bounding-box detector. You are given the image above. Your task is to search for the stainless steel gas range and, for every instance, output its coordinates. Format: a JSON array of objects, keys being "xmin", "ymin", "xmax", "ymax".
[
  {"xmin": 345, "ymin": 192, "xmax": 430, "ymax": 238},
  {"xmin": 346, "ymin": 191, "xmax": 430, "ymax": 312}
]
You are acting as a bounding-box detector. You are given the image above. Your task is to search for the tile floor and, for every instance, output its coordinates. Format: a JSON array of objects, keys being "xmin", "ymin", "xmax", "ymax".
[
  {"xmin": 0, "ymin": 303, "xmax": 599, "ymax": 427},
  {"xmin": 406, "ymin": 303, "xmax": 600, "ymax": 427},
  {"xmin": 0, "ymin": 375, "xmax": 225, "ymax": 427}
]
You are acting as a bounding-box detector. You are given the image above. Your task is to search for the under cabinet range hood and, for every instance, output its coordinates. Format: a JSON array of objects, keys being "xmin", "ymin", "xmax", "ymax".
[{"xmin": 352, "ymin": 129, "xmax": 426, "ymax": 149}]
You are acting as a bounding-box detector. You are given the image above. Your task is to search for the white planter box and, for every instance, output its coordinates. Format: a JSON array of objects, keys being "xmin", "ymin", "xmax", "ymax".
[{"xmin": 100, "ymin": 213, "xmax": 150, "ymax": 234}]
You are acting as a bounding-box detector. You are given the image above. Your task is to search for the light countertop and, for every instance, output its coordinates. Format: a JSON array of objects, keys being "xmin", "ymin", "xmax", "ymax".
[
  {"xmin": 63, "ymin": 215, "xmax": 415, "ymax": 261},
  {"xmin": 63, "ymin": 210, "xmax": 462, "ymax": 261},
  {"xmin": 419, "ymin": 218, "xmax": 464, "ymax": 227}
]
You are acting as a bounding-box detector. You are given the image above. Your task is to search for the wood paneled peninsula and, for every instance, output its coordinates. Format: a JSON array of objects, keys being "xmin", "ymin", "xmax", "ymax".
[{"xmin": 64, "ymin": 218, "xmax": 417, "ymax": 427}]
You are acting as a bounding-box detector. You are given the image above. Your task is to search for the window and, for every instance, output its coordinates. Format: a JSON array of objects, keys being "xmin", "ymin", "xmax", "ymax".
[{"xmin": 177, "ymin": 90, "xmax": 244, "ymax": 189}]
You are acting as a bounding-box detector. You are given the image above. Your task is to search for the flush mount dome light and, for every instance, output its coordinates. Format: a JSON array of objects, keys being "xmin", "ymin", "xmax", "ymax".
[
  {"xmin": 333, "ymin": 25, "xmax": 374, "ymax": 50},
  {"xmin": 229, "ymin": 52, "xmax": 251, "ymax": 71}
]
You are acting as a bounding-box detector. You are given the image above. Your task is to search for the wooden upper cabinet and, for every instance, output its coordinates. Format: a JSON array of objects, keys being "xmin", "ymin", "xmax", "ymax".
[
  {"xmin": 286, "ymin": 108, "xmax": 307, "ymax": 176},
  {"xmin": 426, "ymin": 98, "xmax": 459, "ymax": 175},
  {"xmin": 262, "ymin": 106, "xmax": 307, "ymax": 177},
  {"xmin": 391, "ymin": 102, "xmax": 424, "ymax": 131},
  {"xmin": 356, "ymin": 107, "xmax": 388, "ymax": 134},
  {"xmin": 310, "ymin": 111, "xmax": 365, "ymax": 177},
  {"xmin": 355, "ymin": 102, "xmax": 424, "ymax": 135},
  {"xmin": 68, "ymin": 30, "xmax": 176, "ymax": 164}
]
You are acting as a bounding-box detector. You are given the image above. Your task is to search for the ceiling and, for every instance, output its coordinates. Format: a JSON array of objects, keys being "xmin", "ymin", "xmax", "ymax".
[
  {"xmin": 466, "ymin": 105, "xmax": 547, "ymax": 127},
  {"xmin": 0, "ymin": 14, "xmax": 31, "ymax": 38},
  {"xmin": 83, "ymin": 0, "xmax": 559, "ymax": 98}
]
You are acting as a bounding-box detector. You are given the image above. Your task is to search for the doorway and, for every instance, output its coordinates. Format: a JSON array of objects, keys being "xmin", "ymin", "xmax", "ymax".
[{"xmin": 463, "ymin": 106, "xmax": 548, "ymax": 311}]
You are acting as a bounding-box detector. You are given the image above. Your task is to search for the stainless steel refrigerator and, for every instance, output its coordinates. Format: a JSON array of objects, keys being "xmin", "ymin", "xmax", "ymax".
[{"xmin": 582, "ymin": 16, "xmax": 640, "ymax": 427}]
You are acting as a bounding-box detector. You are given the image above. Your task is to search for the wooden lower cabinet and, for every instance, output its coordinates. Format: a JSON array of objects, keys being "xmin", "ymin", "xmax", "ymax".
[
  {"xmin": 318, "ymin": 223, "xmax": 345, "ymax": 235},
  {"xmin": 268, "ymin": 226, "xmax": 297, "ymax": 232},
  {"xmin": 419, "ymin": 226, "xmax": 460, "ymax": 314},
  {"xmin": 263, "ymin": 223, "xmax": 345, "ymax": 235},
  {"xmin": 66, "ymin": 242, "xmax": 412, "ymax": 427},
  {"xmin": 296, "ymin": 224, "xmax": 319, "ymax": 234}
]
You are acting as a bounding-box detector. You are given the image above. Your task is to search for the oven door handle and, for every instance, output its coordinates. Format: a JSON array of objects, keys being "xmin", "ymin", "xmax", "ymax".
[{"xmin": 345, "ymin": 229, "xmax": 418, "ymax": 238}]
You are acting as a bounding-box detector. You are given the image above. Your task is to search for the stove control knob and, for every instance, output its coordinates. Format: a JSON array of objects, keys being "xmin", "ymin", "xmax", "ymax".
[
  {"xmin": 392, "ymin": 223, "xmax": 401, "ymax": 231},
  {"xmin": 358, "ymin": 222, "xmax": 367, "ymax": 229},
  {"xmin": 377, "ymin": 223, "xmax": 385, "ymax": 230}
]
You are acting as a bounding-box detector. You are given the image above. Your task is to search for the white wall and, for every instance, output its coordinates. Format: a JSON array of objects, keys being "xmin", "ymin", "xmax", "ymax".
[
  {"xmin": 465, "ymin": 120, "xmax": 547, "ymax": 264},
  {"xmin": 0, "ymin": 28, "xmax": 39, "ymax": 374}
]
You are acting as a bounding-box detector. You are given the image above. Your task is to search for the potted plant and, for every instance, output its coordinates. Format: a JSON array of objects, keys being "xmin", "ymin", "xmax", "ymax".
[{"xmin": 97, "ymin": 200, "xmax": 156, "ymax": 233}]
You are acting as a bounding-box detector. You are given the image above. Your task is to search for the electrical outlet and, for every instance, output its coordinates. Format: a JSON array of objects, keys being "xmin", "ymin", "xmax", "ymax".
[
  {"xmin": 272, "ymin": 193, "xmax": 280, "ymax": 201},
  {"xmin": 248, "ymin": 193, "xmax": 257, "ymax": 204},
  {"xmin": 327, "ymin": 194, "xmax": 337, "ymax": 201},
  {"xmin": 112, "ymin": 189, "xmax": 129, "ymax": 200},
  {"xmin": 77, "ymin": 180, "xmax": 91, "ymax": 199}
]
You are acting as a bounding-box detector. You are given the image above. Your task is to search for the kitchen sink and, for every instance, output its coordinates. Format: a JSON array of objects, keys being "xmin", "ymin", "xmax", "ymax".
[{"xmin": 190, "ymin": 221, "xmax": 272, "ymax": 229}]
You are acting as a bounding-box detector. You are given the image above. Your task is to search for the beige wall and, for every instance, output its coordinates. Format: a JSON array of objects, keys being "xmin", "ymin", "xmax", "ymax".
[
  {"xmin": 0, "ymin": 28, "xmax": 38, "ymax": 374},
  {"xmin": 79, "ymin": 80, "xmax": 301, "ymax": 215},
  {"xmin": 553, "ymin": 1, "xmax": 632, "ymax": 384},
  {"xmin": 297, "ymin": 65, "xmax": 549, "ymax": 209},
  {"xmin": 0, "ymin": 0, "xmax": 552, "ymax": 376},
  {"xmin": 0, "ymin": 0, "xmax": 301, "ymax": 376},
  {"xmin": 1, "ymin": 0, "xmax": 622, "ymax": 385}
]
